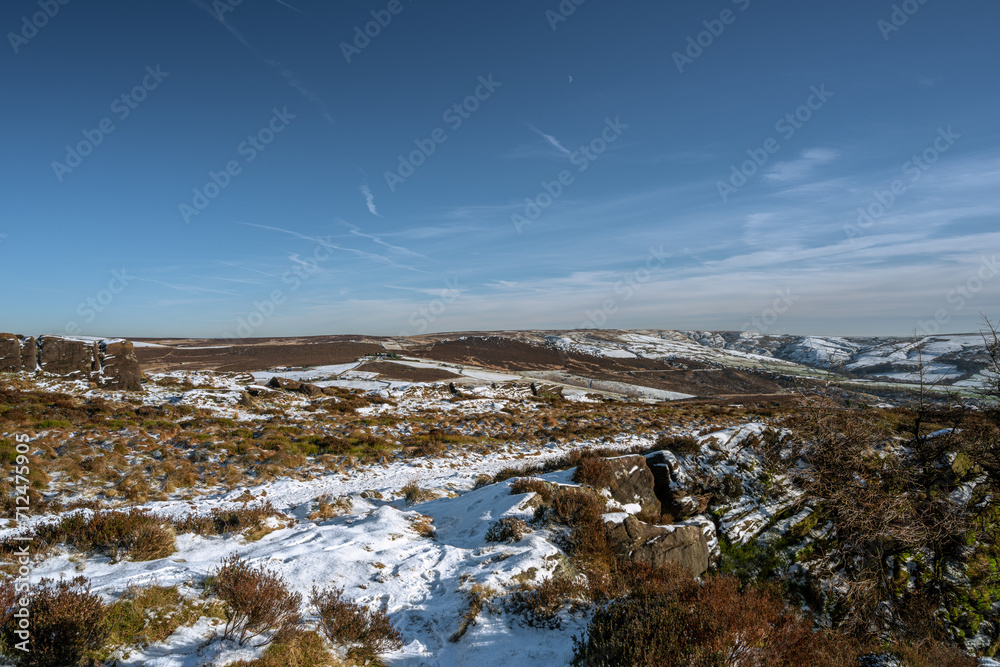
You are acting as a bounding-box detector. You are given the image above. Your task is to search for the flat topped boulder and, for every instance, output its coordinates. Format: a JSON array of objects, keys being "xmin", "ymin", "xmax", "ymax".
[
  {"xmin": 607, "ymin": 515, "xmax": 710, "ymax": 577},
  {"xmin": 602, "ymin": 454, "xmax": 661, "ymax": 515}
]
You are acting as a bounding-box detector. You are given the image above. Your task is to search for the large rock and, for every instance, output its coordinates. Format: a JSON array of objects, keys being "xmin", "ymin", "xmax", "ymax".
[
  {"xmin": 266, "ymin": 376, "xmax": 303, "ymax": 392},
  {"xmin": 0, "ymin": 334, "xmax": 37, "ymax": 372},
  {"xmin": 606, "ymin": 516, "xmax": 710, "ymax": 577},
  {"xmin": 265, "ymin": 376, "xmax": 326, "ymax": 397},
  {"xmin": 603, "ymin": 455, "xmax": 661, "ymax": 515},
  {"xmin": 99, "ymin": 340, "xmax": 142, "ymax": 391},
  {"xmin": 0, "ymin": 334, "xmax": 21, "ymax": 371},
  {"xmin": 20, "ymin": 336, "xmax": 36, "ymax": 371},
  {"xmin": 5, "ymin": 335, "xmax": 144, "ymax": 391},
  {"xmin": 38, "ymin": 335, "xmax": 97, "ymax": 378},
  {"xmin": 645, "ymin": 450, "xmax": 708, "ymax": 518}
]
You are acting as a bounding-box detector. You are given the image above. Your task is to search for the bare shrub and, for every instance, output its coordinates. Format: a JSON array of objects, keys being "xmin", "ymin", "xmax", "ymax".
[
  {"xmin": 209, "ymin": 554, "xmax": 302, "ymax": 646},
  {"xmin": 309, "ymin": 585, "xmax": 402, "ymax": 662},
  {"xmin": 484, "ymin": 517, "xmax": 529, "ymax": 543},
  {"xmin": 878, "ymin": 640, "xmax": 978, "ymax": 667},
  {"xmin": 505, "ymin": 576, "xmax": 585, "ymax": 629},
  {"xmin": 572, "ymin": 575, "xmax": 859, "ymax": 667},
  {"xmin": 0, "ymin": 576, "xmax": 109, "ymax": 667},
  {"xmin": 7, "ymin": 509, "xmax": 176, "ymax": 562},
  {"xmin": 655, "ymin": 434, "xmax": 701, "ymax": 457},
  {"xmin": 509, "ymin": 477, "xmax": 554, "ymax": 503},
  {"xmin": 544, "ymin": 488, "xmax": 606, "ymax": 527},
  {"xmin": 573, "ymin": 457, "xmax": 615, "ymax": 489},
  {"xmin": 174, "ymin": 502, "xmax": 281, "ymax": 537}
]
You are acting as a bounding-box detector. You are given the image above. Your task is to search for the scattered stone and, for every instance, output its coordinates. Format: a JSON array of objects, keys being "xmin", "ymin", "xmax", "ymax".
[
  {"xmin": 298, "ymin": 383, "xmax": 325, "ymax": 397},
  {"xmin": 266, "ymin": 376, "xmax": 303, "ymax": 392}
]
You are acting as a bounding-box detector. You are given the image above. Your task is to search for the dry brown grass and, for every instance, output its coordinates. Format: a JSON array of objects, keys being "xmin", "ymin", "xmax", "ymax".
[{"xmin": 307, "ymin": 494, "xmax": 351, "ymax": 522}]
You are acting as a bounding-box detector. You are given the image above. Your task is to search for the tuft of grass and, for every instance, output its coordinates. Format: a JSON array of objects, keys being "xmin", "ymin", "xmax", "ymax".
[
  {"xmin": 308, "ymin": 494, "xmax": 351, "ymax": 522},
  {"xmin": 449, "ymin": 584, "xmax": 500, "ymax": 643},
  {"xmin": 102, "ymin": 585, "xmax": 210, "ymax": 652},
  {"xmin": 408, "ymin": 514, "xmax": 436, "ymax": 539},
  {"xmin": 225, "ymin": 628, "xmax": 340, "ymax": 667},
  {"xmin": 400, "ymin": 481, "xmax": 436, "ymax": 505}
]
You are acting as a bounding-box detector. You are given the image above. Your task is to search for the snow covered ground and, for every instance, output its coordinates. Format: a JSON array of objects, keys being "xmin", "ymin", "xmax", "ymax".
[{"xmin": 6, "ymin": 431, "xmax": 666, "ymax": 666}]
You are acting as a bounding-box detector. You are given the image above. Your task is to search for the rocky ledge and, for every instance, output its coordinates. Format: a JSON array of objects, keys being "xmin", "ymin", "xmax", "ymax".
[{"xmin": 0, "ymin": 333, "xmax": 142, "ymax": 391}]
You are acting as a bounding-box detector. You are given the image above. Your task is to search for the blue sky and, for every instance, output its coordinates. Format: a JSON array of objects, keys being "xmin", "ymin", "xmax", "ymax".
[{"xmin": 3, "ymin": 0, "xmax": 999, "ymax": 338}]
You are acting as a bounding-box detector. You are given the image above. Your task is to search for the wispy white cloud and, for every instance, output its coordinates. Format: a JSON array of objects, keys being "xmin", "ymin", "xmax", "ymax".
[
  {"xmin": 189, "ymin": 0, "xmax": 334, "ymax": 124},
  {"xmin": 271, "ymin": 0, "xmax": 308, "ymax": 16},
  {"xmin": 359, "ymin": 184, "xmax": 380, "ymax": 217},
  {"xmin": 525, "ymin": 122, "xmax": 572, "ymax": 157},
  {"xmin": 341, "ymin": 221, "xmax": 426, "ymax": 259},
  {"xmin": 237, "ymin": 222, "xmax": 429, "ymax": 273},
  {"xmin": 764, "ymin": 148, "xmax": 840, "ymax": 184},
  {"xmin": 133, "ymin": 276, "xmax": 238, "ymax": 296}
]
